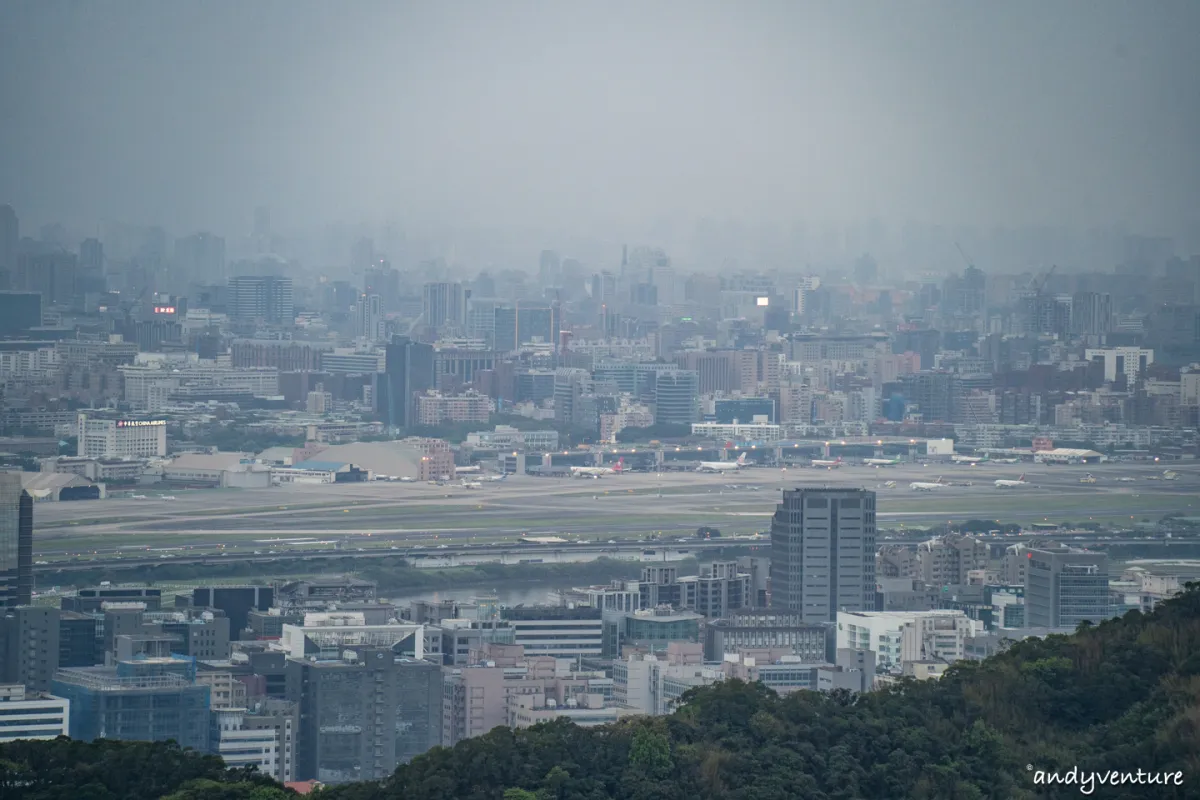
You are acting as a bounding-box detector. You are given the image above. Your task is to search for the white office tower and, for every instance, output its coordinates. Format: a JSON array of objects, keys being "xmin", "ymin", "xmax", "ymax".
[
  {"xmin": 792, "ymin": 276, "xmax": 821, "ymax": 314},
  {"xmin": 770, "ymin": 487, "xmax": 877, "ymax": 623},
  {"xmin": 355, "ymin": 293, "xmax": 384, "ymax": 341}
]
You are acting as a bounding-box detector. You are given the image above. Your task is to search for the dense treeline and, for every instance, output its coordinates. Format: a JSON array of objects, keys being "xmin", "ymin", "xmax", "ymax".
[
  {"xmin": 4, "ymin": 586, "xmax": 1199, "ymax": 799},
  {"xmin": 0, "ymin": 738, "xmax": 293, "ymax": 799}
]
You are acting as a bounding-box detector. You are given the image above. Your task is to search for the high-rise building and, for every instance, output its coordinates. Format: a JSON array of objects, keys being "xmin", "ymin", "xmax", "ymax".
[
  {"xmin": 364, "ymin": 260, "xmax": 400, "ymax": 310},
  {"xmin": 175, "ymin": 232, "xmax": 226, "ymax": 289},
  {"xmin": 0, "ymin": 205, "xmax": 17, "ymax": 282},
  {"xmin": 770, "ymin": 487, "xmax": 877, "ymax": 623},
  {"xmin": 538, "ymin": 250, "xmax": 561, "ymax": 287},
  {"xmin": 287, "ymin": 648, "xmax": 442, "ymax": 784},
  {"xmin": 1, "ymin": 606, "xmax": 58, "ymax": 691},
  {"xmin": 377, "ymin": 336, "xmax": 434, "ymax": 429},
  {"xmin": 351, "ymin": 237, "xmax": 375, "ymax": 270},
  {"xmin": 900, "ymin": 371, "xmax": 954, "ymax": 423},
  {"xmin": 422, "ymin": 282, "xmax": 466, "ymax": 331},
  {"xmin": 78, "ymin": 238, "xmax": 105, "ymax": 293},
  {"xmin": 1024, "ymin": 547, "xmax": 1110, "ymax": 628},
  {"xmin": 1084, "ymin": 347, "xmax": 1153, "ymax": 384},
  {"xmin": 192, "ymin": 586, "xmax": 275, "ymax": 638},
  {"xmin": 0, "ymin": 474, "xmax": 33, "ymax": 610},
  {"xmin": 15, "ymin": 251, "xmax": 78, "ymax": 307},
  {"xmin": 0, "ymin": 291, "xmax": 41, "ymax": 335},
  {"xmin": 1071, "ymin": 292, "xmax": 1113, "ymax": 336},
  {"xmin": 493, "ymin": 304, "xmax": 558, "ymax": 352},
  {"xmin": 355, "ymin": 293, "xmax": 384, "ymax": 341},
  {"xmin": 228, "ymin": 276, "xmax": 294, "ymax": 325},
  {"xmin": 653, "ymin": 370, "xmax": 698, "ymax": 425}
]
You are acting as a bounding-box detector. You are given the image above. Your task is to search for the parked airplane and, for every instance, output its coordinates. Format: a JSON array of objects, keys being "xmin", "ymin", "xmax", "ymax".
[
  {"xmin": 455, "ymin": 465, "xmax": 482, "ymax": 474},
  {"xmin": 485, "ymin": 474, "xmax": 508, "ymax": 482},
  {"xmin": 910, "ymin": 477, "xmax": 946, "ymax": 492},
  {"xmin": 883, "ymin": 480, "xmax": 897, "ymax": 489},
  {"xmin": 951, "ymin": 454, "xmax": 987, "ymax": 464},
  {"xmin": 1115, "ymin": 476, "xmax": 1136, "ymax": 482},
  {"xmin": 131, "ymin": 494, "xmax": 147, "ymax": 499},
  {"xmin": 697, "ymin": 453, "xmax": 748, "ymax": 473},
  {"xmin": 571, "ymin": 458, "xmax": 624, "ymax": 478},
  {"xmin": 811, "ymin": 457, "xmax": 843, "ymax": 468},
  {"xmin": 1163, "ymin": 470, "xmax": 1179, "ymax": 481},
  {"xmin": 995, "ymin": 474, "xmax": 1031, "ymax": 488},
  {"xmin": 1079, "ymin": 473, "xmax": 1097, "ymax": 484},
  {"xmin": 460, "ymin": 480, "xmax": 483, "ymax": 489},
  {"xmin": 159, "ymin": 495, "xmax": 178, "ymax": 500},
  {"xmin": 863, "ymin": 457, "xmax": 902, "ymax": 466}
]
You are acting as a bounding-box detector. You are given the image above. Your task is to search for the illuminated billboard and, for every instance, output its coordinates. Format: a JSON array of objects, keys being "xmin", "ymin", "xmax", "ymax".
[
  {"xmin": 756, "ymin": 296, "xmax": 770, "ymax": 307},
  {"xmin": 154, "ymin": 306, "xmax": 177, "ymax": 314},
  {"xmin": 116, "ymin": 420, "xmax": 166, "ymax": 428}
]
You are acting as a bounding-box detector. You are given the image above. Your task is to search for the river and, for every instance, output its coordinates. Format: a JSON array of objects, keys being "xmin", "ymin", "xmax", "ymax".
[{"xmin": 387, "ymin": 582, "xmax": 562, "ymax": 608}]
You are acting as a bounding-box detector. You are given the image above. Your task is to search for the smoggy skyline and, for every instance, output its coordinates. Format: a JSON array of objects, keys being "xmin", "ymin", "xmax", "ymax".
[{"xmin": 2, "ymin": 1, "xmax": 1198, "ymax": 249}]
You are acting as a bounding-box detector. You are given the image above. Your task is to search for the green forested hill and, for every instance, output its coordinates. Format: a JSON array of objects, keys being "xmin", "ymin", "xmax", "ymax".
[{"xmin": 3, "ymin": 585, "xmax": 1199, "ymax": 800}]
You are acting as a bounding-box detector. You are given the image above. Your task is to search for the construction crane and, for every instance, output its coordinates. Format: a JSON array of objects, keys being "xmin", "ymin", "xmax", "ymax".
[
  {"xmin": 1030, "ymin": 263, "xmax": 1057, "ymax": 297},
  {"xmin": 955, "ymin": 241, "xmax": 975, "ymax": 270}
]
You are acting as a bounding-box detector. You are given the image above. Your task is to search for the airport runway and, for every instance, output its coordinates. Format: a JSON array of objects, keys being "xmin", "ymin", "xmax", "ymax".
[{"xmin": 31, "ymin": 459, "xmax": 1200, "ymax": 562}]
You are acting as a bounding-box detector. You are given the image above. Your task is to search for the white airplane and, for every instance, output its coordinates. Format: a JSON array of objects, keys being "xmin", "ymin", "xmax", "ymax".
[
  {"xmin": 131, "ymin": 494, "xmax": 147, "ymax": 499},
  {"xmin": 456, "ymin": 465, "xmax": 482, "ymax": 474},
  {"xmin": 485, "ymin": 474, "xmax": 508, "ymax": 482},
  {"xmin": 1115, "ymin": 476, "xmax": 1136, "ymax": 482},
  {"xmin": 571, "ymin": 458, "xmax": 624, "ymax": 478},
  {"xmin": 697, "ymin": 453, "xmax": 748, "ymax": 473},
  {"xmin": 883, "ymin": 480, "xmax": 897, "ymax": 489},
  {"xmin": 910, "ymin": 477, "xmax": 946, "ymax": 492},
  {"xmin": 160, "ymin": 495, "xmax": 177, "ymax": 500},
  {"xmin": 863, "ymin": 457, "xmax": 902, "ymax": 466},
  {"xmin": 811, "ymin": 457, "xmax": 844, "ymax": 468},
  {"xmin": 460, "ymin": 480, "xmax": 482, "ymax": 489},
  {"xmin": 1163, "ymin": 470, "xmax": 1179, "ymax": 481},
  {"xmin": 995, "ymin": 473, "xmax": 1031, "ymax": 488},
  {"xmin": 951, "ymin": 454, "xmax": 987, "ymax": 464},
  {"xmin": 1079, "ymin": 473, "xmax": 1097, "ymax": 484}
]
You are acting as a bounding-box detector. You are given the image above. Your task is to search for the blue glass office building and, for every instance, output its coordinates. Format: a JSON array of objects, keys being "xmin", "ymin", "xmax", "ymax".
[{"xmin": 52, "ymin": 657, "xmax": 211, "ymax": 750}]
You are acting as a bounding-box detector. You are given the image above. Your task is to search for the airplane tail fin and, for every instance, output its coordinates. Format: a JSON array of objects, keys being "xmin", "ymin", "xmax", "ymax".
[
  {"xmin": 1018, "ymin": 473, "xmax": 1026, "ymax": 481},
  {"xmin": 736, "ymin": 453, "xmax": 747, "ymax": 466},
  {"xmin": 615, "ymin": 458, "xmax": 624, "ymax": 472}
]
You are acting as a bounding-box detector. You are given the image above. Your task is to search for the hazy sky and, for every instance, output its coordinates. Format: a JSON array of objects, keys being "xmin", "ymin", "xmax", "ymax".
[{"xmin": 2, "ymin": 0, "xmax": 1198, "ymax": 242}]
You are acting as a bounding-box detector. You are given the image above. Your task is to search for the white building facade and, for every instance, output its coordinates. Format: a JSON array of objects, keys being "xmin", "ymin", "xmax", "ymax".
[{"xmin": 76, "ymin": 414, "xmax": 167, "ymax": 459}]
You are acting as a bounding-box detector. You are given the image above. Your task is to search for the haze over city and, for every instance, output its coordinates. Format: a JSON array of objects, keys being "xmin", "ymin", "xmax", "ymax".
[
  {"xmin": 3, "ymin": 3, "xmax": 1200, "ymax": 797},
  {"xmin": 3, "ymin": 0, "xmax": 1199, "ymax": 269}
]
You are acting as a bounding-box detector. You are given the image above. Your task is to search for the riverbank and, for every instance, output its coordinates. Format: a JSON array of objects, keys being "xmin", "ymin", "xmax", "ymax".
[{"xmin": 38, "ymin": 555, "xmax": 706, "ymax": 595}]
